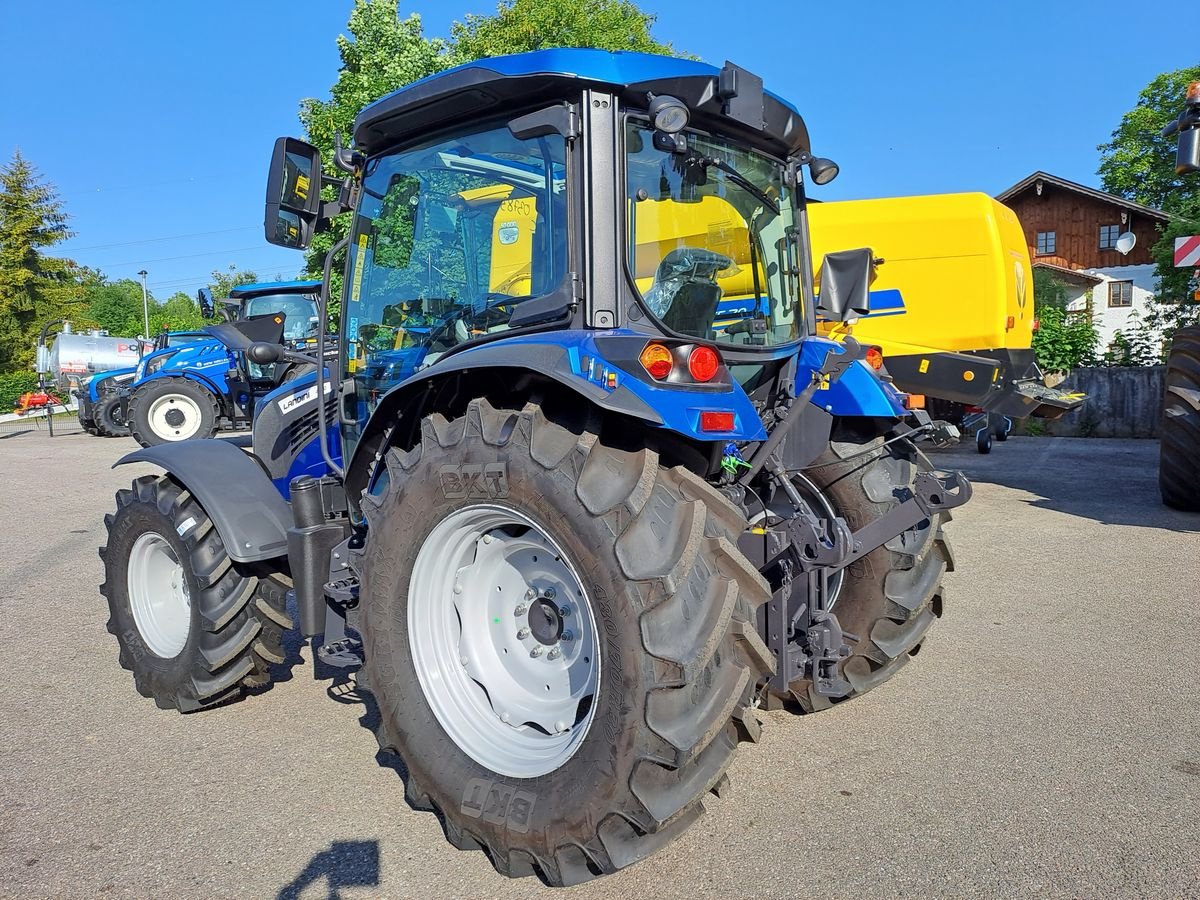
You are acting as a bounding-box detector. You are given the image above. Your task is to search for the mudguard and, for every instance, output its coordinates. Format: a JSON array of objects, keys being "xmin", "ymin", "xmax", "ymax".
[
  {"xmin": 114, "ymin": 440, "xmax": 291, "ymax": 563},
  {"xmin": 797, "ymin": 337, "xmax": 906, "ymax": 418}
]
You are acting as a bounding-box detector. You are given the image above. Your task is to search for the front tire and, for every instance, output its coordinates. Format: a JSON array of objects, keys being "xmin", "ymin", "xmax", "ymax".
[
  {"xmin": 95, "ymin": 393, "xmax": 130, "ymax": 437},
  {"xmin": 359, "ymin": 399, "xmax": 772, "ymax": 885},
  {"xmin": 779, "ymin": 434, "xmax": 953, "ymax": 712},
  {"xmin": 128, "ymin": 377, "xmax": 219, "ymax": 447},
  {"xmin": 1160, "ymin": 326, "xmax": 1200, "ymax": 511},
  {"xmin": 100, "ymin": 474, "xmax": 292, "ymax": 711}
]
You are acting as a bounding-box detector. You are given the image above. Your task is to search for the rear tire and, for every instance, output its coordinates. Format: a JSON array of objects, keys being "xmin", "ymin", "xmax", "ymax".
[
  {"xmin": 95, "ymin": 393, "xmax": 130, "ymax": 437},
  {"xmin": 100, "ymin": 474, "xmax": 292, "ymax": 711},
  {"xmin": 1160, "ymin": 326, "xmax": 1200, "ymax": 511},
  {"xmin": 781, "ymin": 435, "xmax": 953, "ymax": 712},
  {"xmin": 359, "ymin": 399, "xmax": 772, "ymax": 885},
  {"xmin": 128, "ymin": 377, "xmax": 219, "ymax": 447}
]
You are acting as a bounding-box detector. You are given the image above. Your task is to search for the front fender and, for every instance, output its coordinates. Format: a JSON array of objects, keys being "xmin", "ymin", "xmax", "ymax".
[{"xmin": 115, "ymin": 440, "xmax": 290, "ymax": 563}]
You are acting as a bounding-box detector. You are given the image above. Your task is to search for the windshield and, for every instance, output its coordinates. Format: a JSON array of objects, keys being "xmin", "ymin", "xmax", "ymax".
[
  {"xmin": 342, "ymin": 121, "xmax": 567, "ymax": 436},
  {"xmin": 244, "ymin": 293, "xmax": 320, "ymax": 340},
  {"xmin": 625, "ymin": 121, "xmax": 801, "ymax": 347}
]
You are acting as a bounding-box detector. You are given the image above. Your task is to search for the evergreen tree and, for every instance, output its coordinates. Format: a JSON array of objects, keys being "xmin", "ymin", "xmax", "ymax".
[{"xmin": 0, "ymin": 150, "xmax": 80, "ymax": 371}]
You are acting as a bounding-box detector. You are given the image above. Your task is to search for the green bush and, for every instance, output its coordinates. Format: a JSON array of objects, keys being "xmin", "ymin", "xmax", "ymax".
[{"xmin": 0, "ymin": 371, "xmax": 41, "ymax": 411}]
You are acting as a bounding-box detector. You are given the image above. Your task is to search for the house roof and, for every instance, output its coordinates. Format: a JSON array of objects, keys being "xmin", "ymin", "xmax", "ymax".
[
  {"xmin": 1031, "ymin": 261, "xmax": 1103, "ymax": 287},
  {"xmin": 996, "ymin": 171, "xmax": 1171, "ymax": 221}
]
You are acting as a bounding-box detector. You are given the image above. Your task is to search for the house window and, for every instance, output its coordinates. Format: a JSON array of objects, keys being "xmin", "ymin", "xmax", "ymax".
[
  {"xmin": 1108, "ymin": 280, "xmax": 1134, "ymax": 307},
  {"xmin": 1099, "ymin": 224, "xmax": 1121, "ymax": 250},
  {"xmin": 1036, "ymin": 231, "xmax": 1056, "ymax": 256}
]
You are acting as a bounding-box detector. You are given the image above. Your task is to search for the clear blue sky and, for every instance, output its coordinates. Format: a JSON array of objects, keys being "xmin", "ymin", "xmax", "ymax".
[{"xmin": 1, "ymin": 1, "xmax": 1194, "ymax": 298}]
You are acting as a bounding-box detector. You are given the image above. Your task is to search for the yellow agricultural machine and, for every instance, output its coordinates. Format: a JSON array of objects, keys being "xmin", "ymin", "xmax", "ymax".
[{"xmin": 426, "ymin": 183, "xmax": 1080, "ymax": 454}]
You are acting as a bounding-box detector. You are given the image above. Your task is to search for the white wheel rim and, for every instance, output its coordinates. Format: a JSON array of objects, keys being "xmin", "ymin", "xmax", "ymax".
[
  {"xmin": 127, "ymin": 532, "xmax": 191, "ymax": 658},
  {"xmin": 147, "ymin": 393, "xmax": 203, "ymax": 441},
  {"xmin": 408, "ymin": 504, "xmax": 600, "ymax": 779}
]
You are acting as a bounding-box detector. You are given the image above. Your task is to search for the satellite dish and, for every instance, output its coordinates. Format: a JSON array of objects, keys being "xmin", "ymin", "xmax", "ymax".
[{"xmin": 1115, "ymin": 231, "xmax": 1137, "ymax": 255}]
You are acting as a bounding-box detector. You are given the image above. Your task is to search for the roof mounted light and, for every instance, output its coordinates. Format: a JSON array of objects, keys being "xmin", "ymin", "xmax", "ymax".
[
  {"xmin": 648, "ymin": 95, "xmax": 689, "ymax": 134},
  {"xmin": 808, "ymin": 157, "xmax": 840, "ymax": 186}
]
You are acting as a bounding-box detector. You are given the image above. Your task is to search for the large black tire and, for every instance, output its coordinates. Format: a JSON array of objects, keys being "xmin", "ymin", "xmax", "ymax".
[
  {"xmin": 128, "ymin": 377, "xmax": 220, "ymax": 447},
  {"xmin": 95, "ymin": 392, "xmax": 130, "ymax": 437},
  {"xmin": 780, "ymin": 435, "xmax": 953, "ymax": 712},
  {"xmin": 100, "ymin": 474, "xmax": 293, "ymax": 712},
  {"xmin": 1160, "ymin": 326, "xmax": 1200, "ymax": 511},
  {"xmin": 359, "ymin": 399, "xmax": 773, "ymax": 886}
]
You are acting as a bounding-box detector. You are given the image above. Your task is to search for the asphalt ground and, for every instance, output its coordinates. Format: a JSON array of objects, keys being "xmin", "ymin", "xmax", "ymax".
[{"xmin": 0, "ymin": 431, "xmax": 1197, "ymax": 899}]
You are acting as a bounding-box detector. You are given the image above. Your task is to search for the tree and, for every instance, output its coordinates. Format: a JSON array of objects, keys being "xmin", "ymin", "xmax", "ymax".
[
  {"xmin": 1030, "ymin": 269, "xmax": 1098, "ymax": 374},
  {"xmin": 207, "ymin": 265, "xmax": 260, "ymax": 301},
  {"xmin": 150, "ymin": 292, "xmax": 206, "ymax": 334},
  {"xmin": 1098, "ymin": 66, "xmax": 1200, "ymax": 341},
  {"xmin": 0, "ymin": 150, "xmax": 81, "ymax": 372},
  {"xmin": 82, "ymin": 278, "xmax": 148, "ymax": 336},
  {"xmin": 449, "ymin": 0, "xmax": 677, "ymax": 63}
]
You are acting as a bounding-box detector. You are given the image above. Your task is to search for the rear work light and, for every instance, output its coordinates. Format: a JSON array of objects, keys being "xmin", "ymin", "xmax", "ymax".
[
  {"xmin": 864, "ymin": 346, "xmax": 884, "ymax": 370},
  {"xmin": 700, "ymin": 411, "xmax": 735, "ymax": 432},
  {"xmin": 639, "ymin": 342, "xmax": 673, "ymax": 380},
  {"xmin": 687, "ymin": 345, "xmax": 720, "ymax": 382}
]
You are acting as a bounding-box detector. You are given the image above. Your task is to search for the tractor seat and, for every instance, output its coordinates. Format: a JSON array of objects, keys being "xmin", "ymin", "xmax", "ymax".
[{"xmin": 650, "ymin": 247, "xmax": 731, "ymax": 340}]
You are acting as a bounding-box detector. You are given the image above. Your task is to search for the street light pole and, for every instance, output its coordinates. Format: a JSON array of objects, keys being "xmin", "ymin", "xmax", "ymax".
[{"xmin": 137, "ymin": 269, "xmax": 149, "ymax": 338}]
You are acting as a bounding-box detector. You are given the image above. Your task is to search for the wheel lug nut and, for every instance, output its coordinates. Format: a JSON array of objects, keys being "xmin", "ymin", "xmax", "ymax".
[
  {"xmin": 559, "ymin": 604, "xmax": 571, "ymax": 617},
  {"xmin": 514, "ymin": 603, "xmax": 527, "ymax": 616},
  {"xmin": 524, "ymin": 589, "xmax": 534, "ymax": 601},
  {"xmin": 561, "ymin": 630, "xmax": 574, "ymax": 642},
  {"xmin": 516, "ymin": 627, "xmax": 530, "ymax": 640},
  {"xmin": 500, "ymin": 711, "xmax": 510, "ymax": 723},
  {"xmin": 555, "ymin": 720, "xmax": 567, "ymax": 733},
  {"xmin": 482, "ymin": 534, "xmax": 493, "ymax": 544},
  {"xmin": 529, "ymin": 646, "xmax": 544, "ymax": 658},
  {"xmin": 453, "ymin": 583, "xmax": 463, "ymax": 594},
  {"xmin": 543, "ymin": 587, "xmax": 556, "ymax": 600},
  {"xmin": 548, "ymin": 647, "xmax": 561, "ymax": 660}
]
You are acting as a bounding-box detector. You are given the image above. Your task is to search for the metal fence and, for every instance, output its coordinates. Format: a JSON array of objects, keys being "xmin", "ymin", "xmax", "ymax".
[{"xmin": 0, "ymin": 406, "xmax": 86, "ymax": 439}]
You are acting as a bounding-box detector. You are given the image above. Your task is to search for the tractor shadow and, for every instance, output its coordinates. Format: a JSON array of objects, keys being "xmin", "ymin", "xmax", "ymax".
[
  {"xmin": 929, "ymin": 436, "xmax": 1200, "ymax": 533},
  {"xmin": 276, "ymin": 838, "xmax": 381, "ymax": 900}
]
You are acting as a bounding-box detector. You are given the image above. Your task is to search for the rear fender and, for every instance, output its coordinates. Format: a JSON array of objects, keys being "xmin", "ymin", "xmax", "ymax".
[
  {"xmin": 345, "ymin": 330, "xmax": 766, "ymax": 498},
  {"xmin": 798, "ymin": 337, "xmax": 906, "ymax": 418},
  {"xmin": 114, "ymin": 440, "xmax": 290, "ymax": 563}
]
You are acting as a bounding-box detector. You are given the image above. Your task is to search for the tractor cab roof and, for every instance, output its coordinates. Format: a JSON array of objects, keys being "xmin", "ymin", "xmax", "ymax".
[
  {"xmin": 354, "ymin": 48, "xmax": 809, "ymax": 161},
  {"xmin": 228, "ymin": 280, "xmax": 321, "ymax": 299}
]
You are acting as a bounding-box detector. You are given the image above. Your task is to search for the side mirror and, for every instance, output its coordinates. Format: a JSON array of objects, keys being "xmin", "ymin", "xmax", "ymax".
[
  {"xmin": 815, "ymin": 248, "xmax": 875, "ymax": 323},
  {"xmin": 196, "ymin": 288, "xmax": 213, "ymax": 318},
  {"xmin": 247, "ymin": 342, "xmax": 286, "ymax": 365},
  {"xmin": 265, "ymin": 137, "xmax": 323, "ymax": 250},
  {"xmin": 1178, "ymin": 126, "xmax": 1200, "ymax": 176}
]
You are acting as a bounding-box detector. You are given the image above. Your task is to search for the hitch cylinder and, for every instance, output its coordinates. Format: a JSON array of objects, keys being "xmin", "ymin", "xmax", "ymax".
[{"xmin": 288, "ymin": 476, "xmax": 346, "ymax": 637}]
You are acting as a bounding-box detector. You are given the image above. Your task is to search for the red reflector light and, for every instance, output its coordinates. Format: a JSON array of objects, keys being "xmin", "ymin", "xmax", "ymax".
[
  {"xmin": 700, "ymin": 411, "xmax": 735, "ymax": 432},
  {"xmin": 1005, "ymin": 315, "xmax": 1015, "ymax": 330},
  {"xmin": 865, "ymin": 347, "xmax": 884, "ymax": 370},
  {"xmin": 1032, "ymin": 318, "xmax": 1040, "ymax": 332},
  {"xmin": 639, "ymin": 342, "xmax": 673, "ymax": 380},
  {"xmin": 687, "ymin": 345, "xmax": 720, "ymax": 382}
]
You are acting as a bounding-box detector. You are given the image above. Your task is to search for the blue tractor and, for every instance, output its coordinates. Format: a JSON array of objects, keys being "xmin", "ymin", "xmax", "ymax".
[
  {"xmin": 122, "ymin": 280, "xmax": 323, "ymax": 446},
  {"xmin": 76, "ymin": 330, "xmax": 209, "ymax": 437},
  {"xmin": 100, "ymin": 51, "xmax": 971, "ymax": 883}
]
